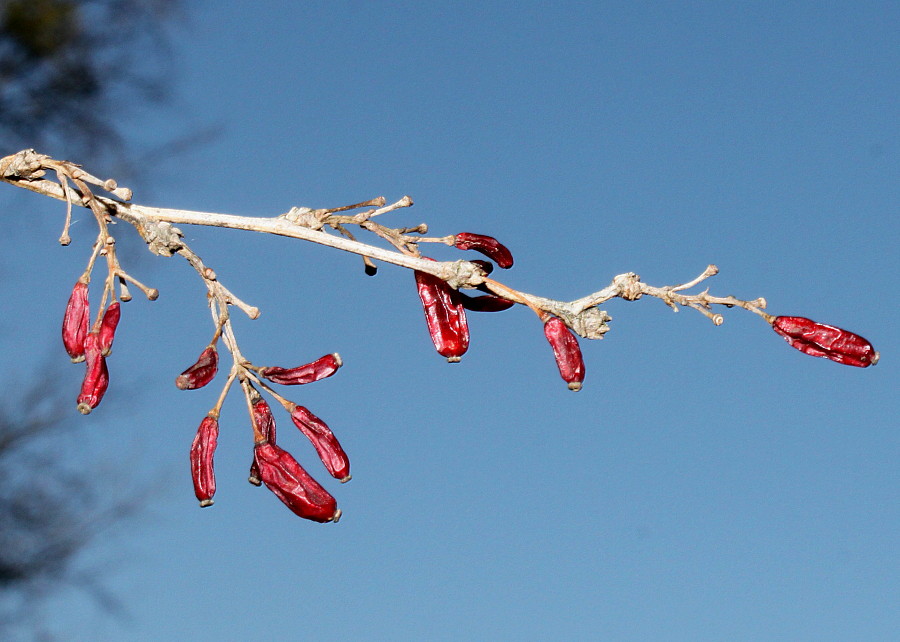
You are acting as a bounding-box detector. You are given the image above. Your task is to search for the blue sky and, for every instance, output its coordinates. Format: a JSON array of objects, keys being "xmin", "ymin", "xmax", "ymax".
[{"xmin": 2, "ymin": 3, "xmax": 898, "ymax": 639}]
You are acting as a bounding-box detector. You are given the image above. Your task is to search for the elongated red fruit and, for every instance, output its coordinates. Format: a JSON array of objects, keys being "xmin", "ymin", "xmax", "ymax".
[
  {"xmin": 98, "ymin": 302, "xmax": 121, "ymax": 356},
  {"xmin": 259, "ymin": 353, "xmax": 342, "ymax": 386},
  {"xmin": 190, "ymin": 415, "xmax": 219, "ymax": 507},
  {"xmin": 454, "ymin": 232, "xmax": 514, "ymax": 269},
  {"xmin": 290, "ymin": 405, "xmax": 350, "ymax": 482},
  {"xmin": 175, "ymin": 345, "xmax": 218, "ymax": 390},
  {"xmin": 414, "ymin": 265, "xmax": 470, "ymax": 362},
  {"xmin": 543, "ymin": 316, "xmax": 585, "ymax": 391},
  {"xmin": 76, "ymin": 333, "xmax": 109, "ymax": 414},
  {"xmin": 248, "ymin": 396, "xmax": 277, "ymax": 486},
  {"xmin": 254, "ymin": 442, "xmax": 340, "ymax": 523},
  {"xmin": 459, "ymin": 292, "xmax": 515, "ymax": 312},
  {"xmin": 772, "ymin": 316, "xmax": 879, "ymax": 367},
  {"xmin": 62, "ymin": 281, "xmax": 90, "ymax": 362}
]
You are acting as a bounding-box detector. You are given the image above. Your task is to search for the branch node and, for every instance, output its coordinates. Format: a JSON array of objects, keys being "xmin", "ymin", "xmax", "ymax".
[{"xmin": 614, "ymin": 273, "xmax": 643, "ymax": 301}]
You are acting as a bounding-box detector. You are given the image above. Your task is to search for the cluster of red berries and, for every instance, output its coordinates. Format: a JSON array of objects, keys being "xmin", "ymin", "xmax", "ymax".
[{"xmin": 61, "ymin": 232, "xmax": 878, "ymax": 525}]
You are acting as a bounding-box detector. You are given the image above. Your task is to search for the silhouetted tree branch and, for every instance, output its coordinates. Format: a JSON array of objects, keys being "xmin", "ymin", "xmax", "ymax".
[
  {"xmin": 0, "ymin": 0, "xmax": 182, "ymax": 165},
  {"xmin": 0, "ymin": 0, "xmax": 183, "ymax": 635}
]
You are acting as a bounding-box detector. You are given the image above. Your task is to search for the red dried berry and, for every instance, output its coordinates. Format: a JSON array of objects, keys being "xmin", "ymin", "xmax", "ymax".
[
  {"xmin": 254, "ymin": 442, "xmax": 340, "ymax": 523},
  {"xmin": 98, "ymin": 302, "xmax": 121, "ymax": 356},
  {"xmin": 454, "ymin": 232, "xmax": 514, "ymax": 269},
  {"xmin": 772, "ymin": 316, "xmax": 879, "ymax": 368},
  {"xmin": 253, "ymin": 397, "xmax": 277, "ymax": 442},
  {"xmin": 248, "ymin": 396, "xmax": 277, "ymax": 486},
  {"xmin": 259, "ymin": 353, "xmax": 342, "ymax": 386},
  {"xmin": 175, "ymin": 345, "xmax": 219, "ymax": 390},
  {"xmin": 76, "ymin": 333, "xmax": 109, "ymax": 414},
  {"xmin": 290, "ymin": 405, "xmax": 350, "ymax": 482},
  {"xmin": 459, "ymin": 292, "xmax": 515, "ymax": 312},
  {"xmin": 414, "ymin": 264, "xmax": 470, "ymax": 362},
  {"xmin": 62, "ymin": 281, "xmax": 90, "ymax": 362},
  {"xmin": 543, "ymin": 316, "xmax": 585, "ymax": 391},
  {"xmin": 190, "ymin": 415, "xmax": 219, "ymax": 507}
]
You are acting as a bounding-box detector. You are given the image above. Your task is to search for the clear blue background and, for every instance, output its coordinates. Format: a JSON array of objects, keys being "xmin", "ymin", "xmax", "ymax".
[{"xmin": 2, "ymin": 3, "xmax": 897, "ymax": 640}]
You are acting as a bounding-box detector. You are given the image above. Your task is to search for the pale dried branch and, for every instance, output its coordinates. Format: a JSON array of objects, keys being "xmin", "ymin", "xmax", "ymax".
[
  {"xmin": 2, "ymin": 150, "xmax": 770, "ymax": 337},
  {"xmin": 0, "ymin": 148, "xmax": 880, "ymax": 525}
]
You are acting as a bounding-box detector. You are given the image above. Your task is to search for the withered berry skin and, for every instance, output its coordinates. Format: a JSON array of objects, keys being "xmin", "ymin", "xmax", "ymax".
[
  {"xmin": 254, "ymin": 442, "xmax": 339, "ymax": 523},
  {"xmin": 98, "ymin": 302, "xmax": 121, "ymax": 356},
  {"xmin": 190, "ymin": 415, "xmax": 219, "ymax": 507},
  {"xmin": 175, "ymin": 345, "xmax": 219, "ymax": 390},
  {"xmin": 259, "ymin": 353, "xmax": 342, "ymax": 385},
  {"xmin": 414, "ymin": 266, "xmax": 470, "ymax": 362},
  {"xmin": 772, "ymin": 316, "xmax": 878, "ymax": 367},
  {"xmin": 543, "ymin": 316, "xmax": 585, "ymax": 391},
  {"xmin": 454, "ymin": 233, "xmax": 514, "ymax": 269},
  {"xmin": 76, "ymin": 333, "xmax": 109, "ymax": 413},
  {"xmin": 290, "ymin": 405, "xmax": 350, "ymax": 482},
  {"xmin": 62, "ymin": 281, "xmax": 90, "ymax": 362}
]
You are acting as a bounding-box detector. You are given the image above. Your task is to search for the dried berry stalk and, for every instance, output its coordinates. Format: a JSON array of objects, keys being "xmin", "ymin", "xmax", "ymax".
[
  {"xmin": 454, "ymin": 232, "xmax": 514, "ymax": 269},
  {"xmin": 254, "ymin": 441, "xmax": 340, "ymax": 523},
  {"xmin": 76, "ymin": 333, "xmax": 110, "ymax": 414},
  {"xmin": 176, "ymin": 344, "xmax": 219, "ymax": 390},
  {"xmin": 772, "ymin": 316, "xmax": 879, "ymax": 368},
  {"xmin": 543, "ymin": 316, "xmax": 585, "ymax": 391},
  {"xmin": 62, "ymin": 280, "xmax": 90, "ymax": 362},
  {"xmin": 289, "ymin": 404, "xmax": 351, "ymax": 482},
  {"xmin": 259, "ymin": 353, "xmax": 343, "ymax": 386},
  {"xmin": 190, "ymin": 415, "xmax": 219, "ymax": 507},
  {"xmin": 414, "ymin": 266, "xmax": 470, "ymax": 362}
]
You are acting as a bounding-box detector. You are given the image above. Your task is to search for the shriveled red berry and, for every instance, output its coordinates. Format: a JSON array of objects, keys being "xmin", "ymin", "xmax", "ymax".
[
  {"xmin": 415, "ymin": 263, "xmax": 469, "ymax": 362},
  {"xmin": 259, "ymin": 353, "xmax": 342, "ymax": 386},
  {"xmin": 454, "ymin": 232, "xmax": 514, "ymax": 269},
  {"xmin": 543, "ymin": 316, "xmax": 585, "ymax": 391},
  {"xmin": 254, "ymin": 442, "xmax": 340, "ymax": 523},
  {"xmin": 190, "ymin": 415, "xmax": 219, "ymax": 507},
  {"xmin": 772, "ymin": 316, "xmax": 878, "ymax": 367},
  {"xmin": 62, "ymin": 281, "xmax": 90, "ymax": 362},
  {"xmin": 98, "ymin": 302, "xmax": 121, "ymax": 356},
  {"xmin": 248, "ymin": 396, "xmax": 277, "ymax": 486},
  {"xmin": 459, "ymin": 292, "xmax": 515, "ymax": 312},
  {"xmin": 175, "ymin": 345, "xmax": 219, "ymax": 390},
  {"xmin": 76, "ymin": 333, "xmax": 109, "ymax": 414},
  {"xmin": 290, "ymin": 405, "xmax": 350, "ymax": 482}
]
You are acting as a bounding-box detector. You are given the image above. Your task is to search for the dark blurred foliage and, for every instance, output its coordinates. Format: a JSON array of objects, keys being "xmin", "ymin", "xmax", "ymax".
[
  {"xmin": 0, "ymin": 0, "xmax": 184, "ymax": 636},
  {"xmin": 0, "ymin": 377, "xmax": 143, "ymax": 639},
  {"xmin": 0, "ymin": 0, "xmax": 183, "ymax": 168}
]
